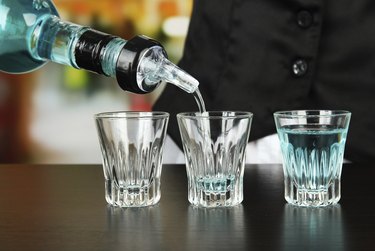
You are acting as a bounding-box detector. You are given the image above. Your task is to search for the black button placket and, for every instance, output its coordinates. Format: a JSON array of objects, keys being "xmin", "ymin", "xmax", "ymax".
[{"xmin": 291, "ymin": 7, "xmax": 319, "ymax": 78}]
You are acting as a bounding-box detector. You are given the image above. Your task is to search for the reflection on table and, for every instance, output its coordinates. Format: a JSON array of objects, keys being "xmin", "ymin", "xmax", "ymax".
[{"xmin": 0, "ymin": 164, "xmax": 374, "ymax": 250}]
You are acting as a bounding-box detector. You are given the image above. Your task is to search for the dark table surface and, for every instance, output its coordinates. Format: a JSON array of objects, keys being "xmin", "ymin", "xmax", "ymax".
[{"xmin": 0, "ymin": 164, "xmax": 374, "ymax": 251}]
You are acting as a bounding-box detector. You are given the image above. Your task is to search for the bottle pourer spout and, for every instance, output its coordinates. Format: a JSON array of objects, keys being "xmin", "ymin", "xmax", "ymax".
[
  {"xmin": 156, "ymin": 56, "xmax": 199, "ymax": 93},
  {"xmin": 115, "ymin": 35, "xmax": 199, "ymax": 94},
  {"xmin": 137, "ymin": 46, "xmax": 199, "ymax": 93}
]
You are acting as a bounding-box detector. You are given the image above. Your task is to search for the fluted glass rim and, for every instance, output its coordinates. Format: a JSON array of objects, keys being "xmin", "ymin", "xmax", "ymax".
[
  {"xmin": 177, "ymin": 111, "xmax": 253, "ymax": 119},
  {"xmin": 95, "ymin": 111, "xmax": 169, "ymax": 119},
  {"xmin": 274, "ymin": 110, "xmax": 351, "ymax": 118}
]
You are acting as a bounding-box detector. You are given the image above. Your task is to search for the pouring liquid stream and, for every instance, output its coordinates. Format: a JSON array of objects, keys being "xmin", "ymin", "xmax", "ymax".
[
  {"xmin": 193, "ymin": 88, "xmax": 207, "ymax": 113},
  {"xmin": 191, "ymin": 87, "xmax": 236, "ymax": 202}
]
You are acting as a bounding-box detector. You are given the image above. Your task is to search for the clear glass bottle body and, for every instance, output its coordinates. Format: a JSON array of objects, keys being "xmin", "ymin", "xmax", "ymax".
[{"xmin": 0, "ymin": 0, "xmax": 59, "ymax": 72}]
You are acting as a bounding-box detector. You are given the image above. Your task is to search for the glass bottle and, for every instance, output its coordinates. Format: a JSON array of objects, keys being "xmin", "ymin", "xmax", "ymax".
[{"xmin": 0, "ymin": 0, "xmax": 199, "ymax": 94}]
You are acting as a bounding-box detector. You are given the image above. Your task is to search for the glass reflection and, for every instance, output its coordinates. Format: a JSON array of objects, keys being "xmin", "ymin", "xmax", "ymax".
[
  {"xmin": 106, "ymin": 205, "xmax": 163, "ymax": 250},
  {"xmin": 186, "ymin": 205, "xmax": 246, "ymax": 250},
  {"xmin": 282, "ymin": 204, "xmax": 346, "ymax": 251}
]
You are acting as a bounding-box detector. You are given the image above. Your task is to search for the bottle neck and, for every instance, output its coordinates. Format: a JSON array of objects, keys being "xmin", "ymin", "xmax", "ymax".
[
  {"xmin": 30, "ymin": 15, "xmax": 126, "ymax": 77},
  {"xmin": 29, "ymin": 16, "xmax": 199, "ymax": 94}
]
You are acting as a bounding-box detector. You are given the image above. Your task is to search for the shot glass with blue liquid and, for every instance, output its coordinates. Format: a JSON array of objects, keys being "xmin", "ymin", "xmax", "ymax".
[
  {"xmin": 177, "ymin": 111, "xmax": 253, "ymax": 207},
  {"xmin": 274, "ymin": 110, "xmax": 351, "ymax": 207}
]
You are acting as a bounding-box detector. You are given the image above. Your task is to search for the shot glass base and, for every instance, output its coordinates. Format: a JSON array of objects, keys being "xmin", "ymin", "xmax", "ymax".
[
  {"xmin": 105, "ymin": 180, "xmax": 161, "ymax": 207},
  {"xmin": 285, "ymin": 180, "xmax": 341, "ymax": 207},
  {"xmin": 188, "ymin": 182, "xmax": 243, "ymax": 207},
  {"xmin": 189, "ymin": 193, "xmax": 243, "ymax": 208}
]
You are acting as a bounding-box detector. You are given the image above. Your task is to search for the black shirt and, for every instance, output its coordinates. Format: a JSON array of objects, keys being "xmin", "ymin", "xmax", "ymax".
[{"xmin": 153, "ymin": 0, "xmax": 375, "ymax": 163}]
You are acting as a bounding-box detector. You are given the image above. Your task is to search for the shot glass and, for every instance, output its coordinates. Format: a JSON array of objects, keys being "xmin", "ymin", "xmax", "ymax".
[
  {"xmin": 177, "ymin": 111, "xmax": 253, "ymax": 207},
  {"xmin": 274, "ymin": 110, "xmax": 351, "ymax": 207},
  {"xmin": 95, "ymin": 111, "xmax": 169, "ymax": 207}
]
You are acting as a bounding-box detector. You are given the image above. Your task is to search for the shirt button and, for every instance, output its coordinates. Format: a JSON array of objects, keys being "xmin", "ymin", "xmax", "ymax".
[
  {"xmin": 292, "ymin": 59, "xmax": 308, "ymax": 77},
  {"xmin": 297, "ymin": 10, "xmax": 313, "ymax": 28}
]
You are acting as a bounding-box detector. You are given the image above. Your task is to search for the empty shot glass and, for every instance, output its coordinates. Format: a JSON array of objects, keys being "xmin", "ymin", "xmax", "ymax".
[
  {"xmin": 177, "ymin": 111, "xmax": 253, "ymax": 207},
  {"xmin": 95, "ymin": 111, "xmax": 169, "ymax": 207},
  {"xmin": 274, "ymin": 110, "xmax": 351, "ymax": 207}
]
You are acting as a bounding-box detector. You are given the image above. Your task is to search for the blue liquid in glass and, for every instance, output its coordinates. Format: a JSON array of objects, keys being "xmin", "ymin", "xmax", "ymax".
[{"xmin": 277, "ymin": 125, "xmax": 348, "ymax": 207}]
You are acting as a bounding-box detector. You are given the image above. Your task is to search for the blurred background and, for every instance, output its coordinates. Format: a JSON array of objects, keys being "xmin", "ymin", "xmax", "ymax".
[{"xmin": 0, "ymin": 0, "xmax": 192, "ymax": 163}]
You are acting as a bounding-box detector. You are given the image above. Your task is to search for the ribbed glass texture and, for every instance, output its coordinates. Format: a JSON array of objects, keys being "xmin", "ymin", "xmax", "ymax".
[
  {"xmin": 274, "ymin": 110, "xmax": 351, "ymax": 207},
  {"xmin": 177, "ymin": 112, "xmax": 252, "ymax": 207},
  {"xmin": 95, "ymin": 111, "xmax": 169, "ymax": 207}
]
